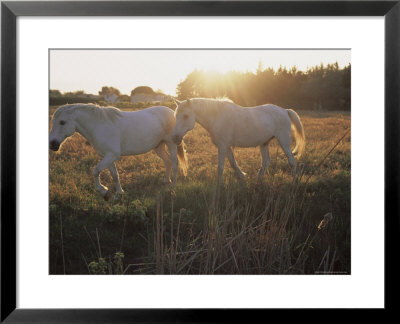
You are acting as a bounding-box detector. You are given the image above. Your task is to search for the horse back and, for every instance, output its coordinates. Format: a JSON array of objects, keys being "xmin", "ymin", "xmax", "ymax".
[
  {"xmin": 121, "ymin": 106, "xmax": 174, "ymax": 130},
  {"xmin": 216, "ymin": 104, "xmax": 291, "ymax": 147},
  {"xmin": 118, "ymin": 106, "xmax": 175, "ymax": 155}
]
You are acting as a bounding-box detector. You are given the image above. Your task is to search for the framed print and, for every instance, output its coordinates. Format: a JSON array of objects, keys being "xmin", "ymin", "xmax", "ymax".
[{"xmin": 1, "ymin": 0, "xmax": 399, "ymax": 321}]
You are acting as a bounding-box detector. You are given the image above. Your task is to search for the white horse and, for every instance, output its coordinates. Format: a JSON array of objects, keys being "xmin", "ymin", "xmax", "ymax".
[
  {"xmin": 49, "ymin": 103, "xmax": 188, "ymax": 201},
  {"xmin": 172, "ymin": 98, "xmax": 305, "ymax": 186}
]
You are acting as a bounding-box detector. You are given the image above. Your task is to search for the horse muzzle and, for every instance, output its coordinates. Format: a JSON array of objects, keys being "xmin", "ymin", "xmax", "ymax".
[{"xmin": 49, "ymin": 140, "xmax": 60, "ymax": 151}]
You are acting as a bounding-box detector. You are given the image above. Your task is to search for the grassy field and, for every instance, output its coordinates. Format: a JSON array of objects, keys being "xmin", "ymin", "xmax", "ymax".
[{"xmin": 49, "ymin": 104, "xmax": 350, "ymax": 275}]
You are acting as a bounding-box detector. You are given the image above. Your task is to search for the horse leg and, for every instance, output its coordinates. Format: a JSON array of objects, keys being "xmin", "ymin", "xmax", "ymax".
[
  {"xmin": 94, "ymin": 153, "xmax": 118, "ymax": 200},
  {"xmin": 154, "ymin": 142, "xmax": 172, "ymax": 185},
  {"xmin": 277, "ymin": 133, "xmax": 296, "ymax": 177},
  {"xmin": 212, "ymin": 146, "xmax": 227, "ymax": 207},
  {"xmin": 257, "ymin": 144, "xmax": 271, "ymax": 182},
  {"xmin": 109, "ymin": 162, "xmax": 124, "ymax": 202},
  {"xmin": 165, "ymin": 141, "xmax": 178, "ymax": 187},
  {"xmin": 227, "ymin": 148, "xmax": 246, "ymax": 180},
  {"xmin": 217, "ymin": 146, "xmax": 227, "ymax": 188}
]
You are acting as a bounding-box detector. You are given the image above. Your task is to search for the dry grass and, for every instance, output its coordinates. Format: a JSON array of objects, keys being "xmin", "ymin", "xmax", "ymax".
[{"xmin": 49, "ymin": 105, "xmax": 350, "ymax": 274}]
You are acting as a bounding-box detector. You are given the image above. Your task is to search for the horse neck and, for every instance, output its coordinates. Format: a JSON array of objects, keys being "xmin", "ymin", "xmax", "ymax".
[
  {"xmin": 192, "ymin": 102, "xmax": 214, "ymax": 131},
  {"xmin": 74, "ymin": 109, "xmax": 97, "ymax": 143}
]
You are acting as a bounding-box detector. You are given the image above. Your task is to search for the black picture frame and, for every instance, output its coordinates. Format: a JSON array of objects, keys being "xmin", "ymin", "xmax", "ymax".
[{"xmin": 1, "ymin": 0, "xmax": 399, "ymax": 322}]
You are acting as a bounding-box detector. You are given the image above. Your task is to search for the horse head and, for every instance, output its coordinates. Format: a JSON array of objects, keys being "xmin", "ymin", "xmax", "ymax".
[
  {"xmin": 49, "ymin": 105, "xmax": 78, "ymax": 151},
  {"xmin": 172, "ymin": 98, "xmax": 196, "ymax": 145}
]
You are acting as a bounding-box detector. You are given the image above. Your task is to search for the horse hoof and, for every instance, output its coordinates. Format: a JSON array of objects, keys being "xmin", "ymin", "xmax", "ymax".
[
  {"xmin": 103, "ymin": 191, "xmax": 111, "ymax": 201},
  {"xmin": 113, "ymin": 193, "xmax": 123, "ymax": 202}
]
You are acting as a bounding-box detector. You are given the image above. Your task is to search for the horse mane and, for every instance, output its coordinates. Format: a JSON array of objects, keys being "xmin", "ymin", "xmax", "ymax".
[{"xmin": 54, "ymin": 103, "xmax": 123, "ymax": 123}]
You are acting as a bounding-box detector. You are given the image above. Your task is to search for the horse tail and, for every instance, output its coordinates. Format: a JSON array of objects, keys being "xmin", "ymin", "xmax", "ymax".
[
  {"xmin": 287, "ymin": 109, "xmax": 305, "ymax": 158},
  {"xmin": 177, "ymin": 141, "xmax": 188, "ymax": 177}
]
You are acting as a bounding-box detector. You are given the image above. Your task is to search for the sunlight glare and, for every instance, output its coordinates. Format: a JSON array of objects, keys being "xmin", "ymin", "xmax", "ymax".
[{"xmin": 50, "ymin": 49, "xmax": 350, "ymax": 96}]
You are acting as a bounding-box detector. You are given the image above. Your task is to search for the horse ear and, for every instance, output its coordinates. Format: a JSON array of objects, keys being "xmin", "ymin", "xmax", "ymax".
[{"xmin": 173, "ymin": 98, "xmax": 182, "ymax": 106}]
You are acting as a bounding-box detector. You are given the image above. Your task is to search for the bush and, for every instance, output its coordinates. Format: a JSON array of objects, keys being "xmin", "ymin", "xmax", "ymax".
[{"xmin": 50, "ymin": 96, "xmax": 98, "ymax": 106}]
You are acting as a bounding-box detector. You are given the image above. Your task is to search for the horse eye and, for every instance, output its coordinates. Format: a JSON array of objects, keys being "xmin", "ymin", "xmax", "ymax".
[
  {"xmin": 59, "ymin": 120, "xmax": 66, "ymax": 126},
  {"xmin": 183, "ymin": 114, "xmax": 188, "ymax": 120}
]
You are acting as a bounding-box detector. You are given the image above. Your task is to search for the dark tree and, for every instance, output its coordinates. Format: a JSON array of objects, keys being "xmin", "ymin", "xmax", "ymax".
[
  {"xmin": 131, "ymin": 86, "xmax": 156, "ymax": 96},
  {"xmin": 49, "ymin": 89, "xmax": 62, "ymax": 97},
  {"xmin": 99, "ymin": 86, "xmax": 121, "ymax": 96},
  {"xmin": 176, "ymin": 63, "xmax": 351, "ymax": 111}
]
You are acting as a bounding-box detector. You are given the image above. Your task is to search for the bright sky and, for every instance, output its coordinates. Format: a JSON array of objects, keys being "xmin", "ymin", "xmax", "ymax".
[{"xmin": 50, "ymin": 49, "xmax": 350, "ymax": 96}]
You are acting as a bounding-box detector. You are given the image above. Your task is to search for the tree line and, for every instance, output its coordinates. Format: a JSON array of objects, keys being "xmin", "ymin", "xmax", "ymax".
[
  {"xmin": 50, "ymin": 62, "xmax": 350, "ymax": 111},
  {"xmin": 176, "ymin": 62, "xmax": 351, "ymax": 111}
]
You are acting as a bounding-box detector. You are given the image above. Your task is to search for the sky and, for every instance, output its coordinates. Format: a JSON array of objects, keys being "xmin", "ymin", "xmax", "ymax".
[{"xmin": 50, "ymin": 49, "xmax": 351, "ymax": 96}]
